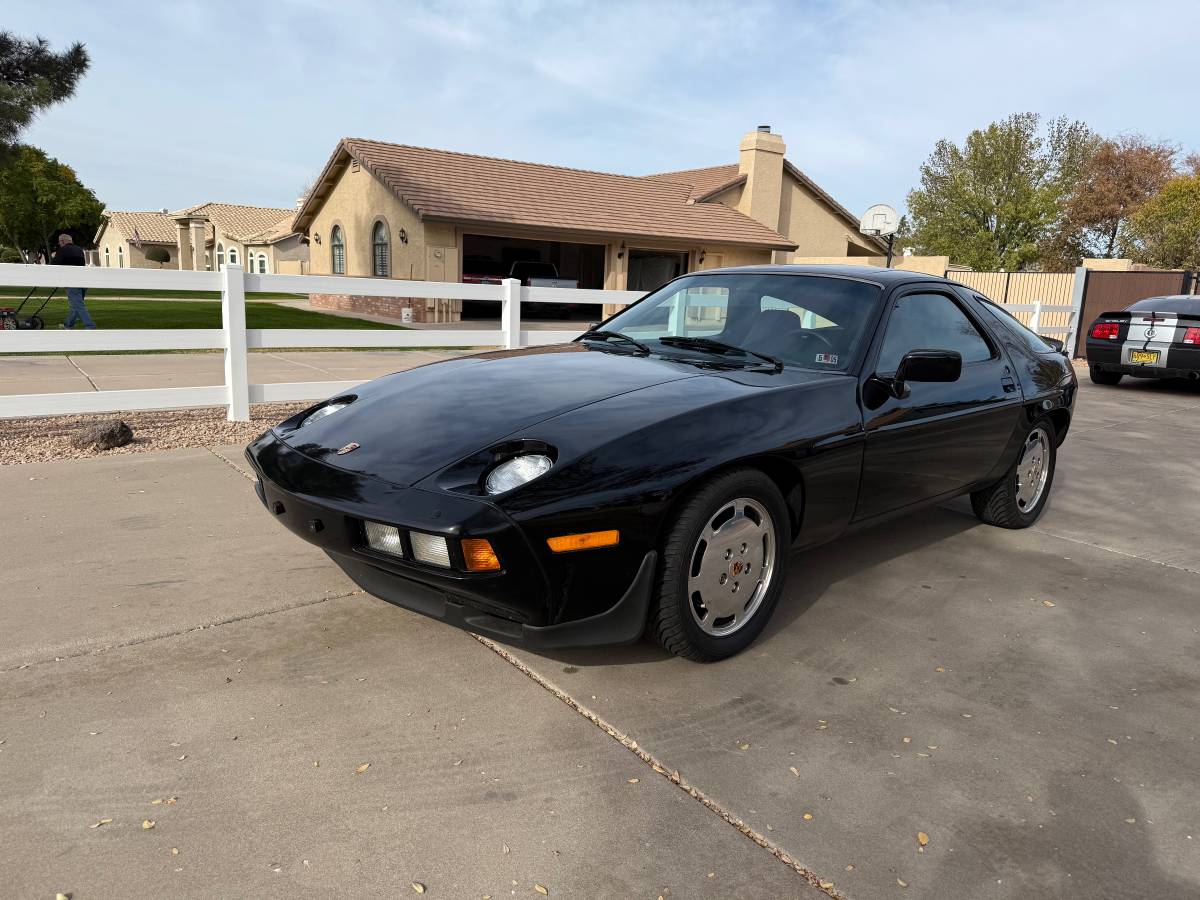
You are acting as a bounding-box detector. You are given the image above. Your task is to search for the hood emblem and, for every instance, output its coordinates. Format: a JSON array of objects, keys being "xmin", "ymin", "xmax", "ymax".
[{"xmin": 336, "ymin": 442, "xmax": 361, "ymax": 456}]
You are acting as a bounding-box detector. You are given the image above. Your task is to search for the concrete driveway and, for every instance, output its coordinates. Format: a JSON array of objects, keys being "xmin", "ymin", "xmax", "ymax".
[{"xmin": 2, "ymin": 379, "xmax": 1198, "ymax": 899}]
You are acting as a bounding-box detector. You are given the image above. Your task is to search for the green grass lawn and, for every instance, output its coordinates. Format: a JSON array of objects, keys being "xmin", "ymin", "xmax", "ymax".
[
  {"xmin": 6, "ymin": 298, "xmax": 402, "ymax": 330},
  {"xmin": 0, "ymin": 288, "xmax": 303, "ymax": 300}
]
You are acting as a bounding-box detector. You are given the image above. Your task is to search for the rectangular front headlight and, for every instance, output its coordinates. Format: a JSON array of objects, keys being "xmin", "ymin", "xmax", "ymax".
[
  {"xmin": 364, "ymin": 521, "xmax": 404, "ymax": 556},
  {"xmin": 410, "ymin": 532, "xmax": 451, "ymax": 568}
]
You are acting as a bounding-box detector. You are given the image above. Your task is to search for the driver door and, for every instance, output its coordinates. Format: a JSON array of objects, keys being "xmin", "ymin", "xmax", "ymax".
[{"xmin": 855, "ymin": 288, "xmax": 1022, "ymax": 521}]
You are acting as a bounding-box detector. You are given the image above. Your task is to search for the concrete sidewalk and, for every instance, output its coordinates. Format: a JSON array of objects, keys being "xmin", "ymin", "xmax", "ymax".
[{"xmin": 0, "ymin": 350, "xmax": 468, "ymax": 396}]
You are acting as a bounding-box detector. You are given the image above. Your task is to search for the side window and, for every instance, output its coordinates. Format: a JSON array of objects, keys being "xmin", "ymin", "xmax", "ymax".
[
  {"xmin": 975, "ymin": 295, "xmax": 1054, "ymax": 353},
  {"xmin": 877, "ymin": 292, "xmax": 993, "ymax": 374}
]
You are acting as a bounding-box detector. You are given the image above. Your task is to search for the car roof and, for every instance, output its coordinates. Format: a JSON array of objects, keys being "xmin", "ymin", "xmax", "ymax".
[{"xmin": 692, "ymin": 263, "xmax": 949, "ymax": 286}]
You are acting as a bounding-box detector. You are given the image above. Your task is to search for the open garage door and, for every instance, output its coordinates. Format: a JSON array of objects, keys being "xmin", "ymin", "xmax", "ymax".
[{"xmin": 461, "ymin": 234, "xmax": 605, "ymax": 320}]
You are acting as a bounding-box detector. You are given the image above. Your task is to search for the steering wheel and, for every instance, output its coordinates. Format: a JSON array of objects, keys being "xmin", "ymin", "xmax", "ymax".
[{"xmin": 795, "ymin": 329, "xmax": 837, "ymax": 353}]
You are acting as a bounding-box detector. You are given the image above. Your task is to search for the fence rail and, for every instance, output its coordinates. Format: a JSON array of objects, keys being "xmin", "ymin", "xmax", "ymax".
[
  {"xmin": 0, "ymin": 263, "xmax": 641, "ymax": 421},
  {"xmin": 1, "ymin": 263, "xmax": 1091, "ymax": 421}
]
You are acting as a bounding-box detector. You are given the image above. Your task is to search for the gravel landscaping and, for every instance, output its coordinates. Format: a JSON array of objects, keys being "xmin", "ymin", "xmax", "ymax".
[{"xmin": 0, "ymin": 403, "xmax": 309, "ymax": 465}]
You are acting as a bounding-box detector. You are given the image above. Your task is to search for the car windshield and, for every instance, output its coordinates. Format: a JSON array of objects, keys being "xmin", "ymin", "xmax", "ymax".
[{"xmin": 598, "ymin": 273, "xmax": 883, "ymax": 371}]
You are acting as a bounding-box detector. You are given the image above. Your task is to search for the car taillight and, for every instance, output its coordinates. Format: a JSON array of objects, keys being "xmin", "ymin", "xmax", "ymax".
[
  {"xmin": 1184, "ymin": 327, "xmax": 1200, "ymax": 345},
  {"xmin": 1090, "ymin": 322, "xmax": 1120, "ymax": 340}
]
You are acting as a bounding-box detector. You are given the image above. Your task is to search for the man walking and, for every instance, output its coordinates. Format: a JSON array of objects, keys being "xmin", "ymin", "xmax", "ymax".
[{"xmin": 52, "ymin": 232, "xmax": 96, "ymax": 329}]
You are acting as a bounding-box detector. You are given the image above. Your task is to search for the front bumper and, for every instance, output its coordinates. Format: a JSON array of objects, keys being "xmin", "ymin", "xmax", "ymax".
[{"xmin": 245, "ymin": 432, "xmax": 654, "ymax": 649}]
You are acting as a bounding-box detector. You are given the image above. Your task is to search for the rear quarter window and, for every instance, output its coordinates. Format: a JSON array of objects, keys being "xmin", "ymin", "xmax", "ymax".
[{"xmin": 974, "ymin": 295, "xmax": 1056, "ymax": 353}]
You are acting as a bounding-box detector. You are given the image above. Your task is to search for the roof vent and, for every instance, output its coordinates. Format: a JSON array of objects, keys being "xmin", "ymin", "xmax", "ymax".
[
  {"xmin": 160, "ymin": 208, "xmax": 169, "ymax": 214},
  {"xmin": 756, "ymin": 125, "xmax": 771, "ymax": 133}
]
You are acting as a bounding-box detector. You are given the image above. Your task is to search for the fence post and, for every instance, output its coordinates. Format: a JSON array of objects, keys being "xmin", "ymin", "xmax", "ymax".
[
  {"xmin": 501, "ymin": 278, "xmax": 521, "ymax": 350},
  {"xmin": 1065, "ymin": 265, "xmax": 1088, "ymax": 358},
  {"xmin": 221, "ymin": 264, "xmax": 250, "ymax": 421},
  {"xmin": 1029, "ymin": 300, "xmax": 1042, "ymax": 335}
]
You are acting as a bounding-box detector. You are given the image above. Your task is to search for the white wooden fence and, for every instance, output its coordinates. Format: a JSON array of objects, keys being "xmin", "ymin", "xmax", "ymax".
[
  {"xmin": 1, "ymin": 263, "xmax": 1084, "ymax": 422},
  {"xmin": 0, "ymin": 263, "xmax": 641, "ymax": 421}
]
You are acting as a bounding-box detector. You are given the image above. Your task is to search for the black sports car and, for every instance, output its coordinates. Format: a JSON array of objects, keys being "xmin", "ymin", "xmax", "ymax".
[
  {"xmin": 246, "ymin": 266, "xmax": 1076, "ymax": 661},
  {"xmin": 1085, "ymin": 295, "xmax": 1200, "ymax": 385}
]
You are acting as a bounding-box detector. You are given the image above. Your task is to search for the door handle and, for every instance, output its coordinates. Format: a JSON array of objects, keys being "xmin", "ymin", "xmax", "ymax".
[{"xmin": 1001, "ymin": 375, "xmax": 1017, "ymax": 393}]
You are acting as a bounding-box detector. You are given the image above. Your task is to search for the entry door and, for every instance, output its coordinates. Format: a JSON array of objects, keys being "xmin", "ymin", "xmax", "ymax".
[
  {"xmin": 855, "ymin": 289, "xmax": 1022, "ymax": 521},
  {"xmin": 627, "ymin": 250, "xmax": 688, "ymax": 292}
]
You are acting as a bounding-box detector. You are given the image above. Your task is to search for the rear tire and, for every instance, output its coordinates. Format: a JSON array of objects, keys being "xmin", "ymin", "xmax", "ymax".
[
  {"xmin": 649, "ymin": 469, "xmax": 789, "ymax": 662},
  {"xmin": 1089, "ymin": 365, "xmax": 1122, "ymax": 386},
  {"xmin": 971, "ymin": 418, "xmax": 1057, "ymax": 529}
]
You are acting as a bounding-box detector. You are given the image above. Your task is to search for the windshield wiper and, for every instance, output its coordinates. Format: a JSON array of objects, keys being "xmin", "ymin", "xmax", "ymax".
[
  {"xmin": 658, "ymin": 336, "xmax": 783, "ymax": 372},
  {"xmin": 578, "ymin": 329, "xmax": 650, "ymax": 354}
]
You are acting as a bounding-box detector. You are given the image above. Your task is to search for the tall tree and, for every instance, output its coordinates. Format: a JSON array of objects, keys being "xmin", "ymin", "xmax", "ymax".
[
  {"xmin": 905, "ymin": 113, "xmax": 1096, "ymax": 270},
  {"xmin": 0, "ymin": 32, "xmax": 89, "ymax": 155},
  {"xmin": 1121, "ymin": 173, "xmax": 1200, "ymax": 269},
  {"xmin": 0, "ymin": 144, "xmax": 103, "ymax": 258},
  {"xmin": 1039, "ymin": 135, "xmax": 1177, "ymax": 268}
]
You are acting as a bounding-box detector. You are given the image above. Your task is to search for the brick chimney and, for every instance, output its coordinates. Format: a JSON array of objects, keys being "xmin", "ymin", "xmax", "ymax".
[{"xmin": 737, "ymin": 125, "xmax": 786, "ymax": 233}]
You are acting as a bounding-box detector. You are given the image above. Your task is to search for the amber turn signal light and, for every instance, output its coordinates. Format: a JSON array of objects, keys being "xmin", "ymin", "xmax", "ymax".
[
  {"xmin": 461, "ymin": 538, "xmax": 501, "ymax": 572},
  {"xmin": 546, "ymin": 530, "xmax": 620, "ymax": 553}
]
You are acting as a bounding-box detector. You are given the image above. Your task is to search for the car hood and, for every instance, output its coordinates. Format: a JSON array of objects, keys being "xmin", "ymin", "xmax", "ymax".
[{"xmin": 274, "ymin": 344, "xmax": 703, "ymax": 486}]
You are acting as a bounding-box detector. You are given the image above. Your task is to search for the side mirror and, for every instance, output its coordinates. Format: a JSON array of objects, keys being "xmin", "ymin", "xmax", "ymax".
[
  {"xmin": 894, "ymin": 349, "xmax": 962, "ymax": 390},
  {"xmin": 864, "ymin": 349, "xmax": 963, "ymax": 407},
  {"xmin": 1043, "ymin": 337, "xmax": 1067, "ymax": 355}
]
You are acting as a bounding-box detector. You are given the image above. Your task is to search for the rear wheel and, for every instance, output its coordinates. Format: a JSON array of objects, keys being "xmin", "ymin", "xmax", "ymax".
[
  {"xmin": 650, "ymin": 469, "xmax": 789, "ymax": 662},
  {"xmin": 971, "ymin": 419, "xmax": 1057, "ymax": 529},
  {"xmin": 1089, "ymin": 365, "xmax": 1122, "ymax": 386}
]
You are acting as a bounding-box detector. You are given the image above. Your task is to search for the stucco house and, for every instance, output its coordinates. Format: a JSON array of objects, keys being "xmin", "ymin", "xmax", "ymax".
[
  {"xmin": 294, "ymin": 126, "xmax": 884, "ymax": 321},
  {"xmin": 94, "ymin": 203, "xmax": 307, "ymax": 274}
]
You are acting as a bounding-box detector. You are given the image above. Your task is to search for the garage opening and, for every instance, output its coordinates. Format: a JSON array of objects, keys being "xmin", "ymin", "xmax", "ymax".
[
  {"xmin": 461, "ymin": 233, "xmax": 605, "ymax": 320},
  {"xmin": 627, "ymin": 249, "xmax": 688, "ymax": 292}
]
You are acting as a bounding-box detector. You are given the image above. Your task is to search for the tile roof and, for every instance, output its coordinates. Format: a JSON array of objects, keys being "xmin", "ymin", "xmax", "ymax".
[
  {"xmin": 101, "ymin": 210, "xmax": 178, "ymax": 244},
  {"xmin": 645, "ymin": 164, "xmax": 744, "ymax": 202},
  {"xmin": 242, "ymin": 212, "xmax": 301, "ymax": 245},
  {"xmin": 174, "ymin": 203, "xmax": 297, "ymax": 242},
  {"xmin": 296, "ymin": 140, "xmax": 796, "ymax": 250},
  {"xmin": 646, "ymin": 161, "xmax": 888, "ymax": 252}
]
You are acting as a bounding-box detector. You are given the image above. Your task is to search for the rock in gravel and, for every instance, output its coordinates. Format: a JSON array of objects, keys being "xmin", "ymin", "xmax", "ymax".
[{"xmin": 70, "ymin": 420, "xmax": 134, "ymax": 451}]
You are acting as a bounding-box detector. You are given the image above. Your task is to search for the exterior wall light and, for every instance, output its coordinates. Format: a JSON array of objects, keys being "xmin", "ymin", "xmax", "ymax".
[
  {"xmin": 617, "ymin": 241, "xmax": 625, "ymax": 260},
  {"xmin": 699, "ymin": 249, "xmax": 706, "ymax": 264},
  {"xmin": 398, "ymin": 228, "xmax": 408, "ymax": 244},
  {"xmin": 313, "ymin": 233, "xmax": 321, "ymax": 245}
]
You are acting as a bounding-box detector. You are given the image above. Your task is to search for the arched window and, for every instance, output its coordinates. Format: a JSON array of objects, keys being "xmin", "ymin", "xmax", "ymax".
[
  {"xmin": 331, "ymin": 225, "xmax": 345, "ymax": 274},
  {"xmin": 118, "ymin": 245, "xmax": 124, "ymax": 268},
  {"xmin": 104, "ymin": 247, "xmax": 110, "ymax": 267},
  {"xmin": 228, "ymin": 247, "xmax": 239, "ymax": 267},
  {"xmin": 372, "ymin": 221, "xmax": 389, "ymax": 277},
  {"xmin": 256, "ymin": 253, "xmax": 268, "ymax": 274},
  {"xmin": 216, "ymin": 243, "xmax": 225, "ymax": 269}
]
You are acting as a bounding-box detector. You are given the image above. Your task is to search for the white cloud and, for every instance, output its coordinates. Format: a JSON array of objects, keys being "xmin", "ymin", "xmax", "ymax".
[{"xmin": 10, "ymin": 0, "xmax": 1198, "ymax": 218}]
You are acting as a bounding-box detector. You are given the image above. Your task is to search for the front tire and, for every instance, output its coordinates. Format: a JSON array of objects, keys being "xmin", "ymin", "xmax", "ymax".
[
  {"xmin": 971, "ymin": 418, "xmax": 1057, "ymax": 529},
  {"xmin": 650, "ymin": 469, "xmax": 789, "ymax": 662},
  {"xmin": 1089, "ymin": 365, "xmax": 1122, "ymax": 386}
]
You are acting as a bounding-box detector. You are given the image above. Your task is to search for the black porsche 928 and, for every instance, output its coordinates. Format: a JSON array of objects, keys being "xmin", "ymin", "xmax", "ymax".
[{"xmin": 246, "ymin": 266, "xmax": 1076, "ymax": 661}]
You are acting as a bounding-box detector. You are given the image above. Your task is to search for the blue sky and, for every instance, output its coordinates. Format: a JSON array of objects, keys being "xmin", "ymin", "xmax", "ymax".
[{"xmin": 10, "ymin": 0, "xmax": 1198, "ymax": 219}]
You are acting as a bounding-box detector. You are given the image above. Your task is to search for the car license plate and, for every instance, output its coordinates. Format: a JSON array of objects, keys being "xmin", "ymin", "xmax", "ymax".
[{"xmin": 1130, "ymin": 349, "xmax": 1160, "ymax": 364}]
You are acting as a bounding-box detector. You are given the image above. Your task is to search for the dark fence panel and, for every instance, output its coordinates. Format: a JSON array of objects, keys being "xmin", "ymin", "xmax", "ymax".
[{"xmin": 1075, "ymin": 271, "xmax": 1194, "ymax": 357}]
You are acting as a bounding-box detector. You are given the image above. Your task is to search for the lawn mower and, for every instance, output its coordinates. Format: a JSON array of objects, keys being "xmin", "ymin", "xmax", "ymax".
[{"xmin": 0, "ymin": 287, "xmax": 58, "ymax": 330}]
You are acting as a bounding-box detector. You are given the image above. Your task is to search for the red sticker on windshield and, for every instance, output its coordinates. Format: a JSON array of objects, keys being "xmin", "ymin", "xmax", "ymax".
[{"xmin": 815, "ymin": 353, "xmax": 838, "ymax": 364}]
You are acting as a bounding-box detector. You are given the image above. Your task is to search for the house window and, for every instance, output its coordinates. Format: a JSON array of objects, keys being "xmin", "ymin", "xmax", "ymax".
[
  {"xmin": 256, "ymin": 253, "xmax": 268, "ymax": 274},
  {"xmin": 104, "ymin": 247, "xmax": 110, "ymax": 267},
  {"xmin": 372, "ymin": 221, "xmax": 390, "ymax": 277},
  {"xmin": 217, "ymin": 243, "xmax": 225, "ymax": 269},
  {"xmin": 118, "ymin": 245, "xmax": 124, "ymax": 268},
  {"xmin": 331, "ymin": 225, "xmax": 345, "ymax": 274},
  {"xmin": 228, "ymin": 247, "xmax": 239, "ymax": 267}
]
